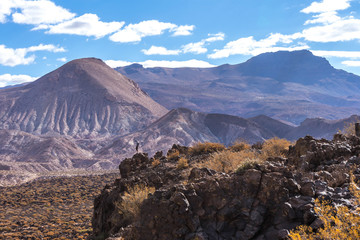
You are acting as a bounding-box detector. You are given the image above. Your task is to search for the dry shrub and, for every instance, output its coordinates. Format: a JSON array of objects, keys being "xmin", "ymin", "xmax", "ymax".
[
  {"xmin": 289, "ymin": 175, "xmax": 360, "ymax": 240},
  {"xmin": 177, "ymin": 157, "xmax": 189, "ymax": 169},
  {"xmin": 261, "ymin": 137, "xmax": 291, "ymax": 160},
  {"xmin": 195, "ymin": 150, "xmax": 261, "ymax": 173},
  {"xmin": 167, "ymin": 149, "xmax": 180, "ymax": 160},
  {"xmin": 235, "ymin": 159, "xmax": 261, "ymax": 173},
  {"xmin": 341, "ymin": 118, "xmax": 360, "ymax": 137},
  {"xmin": 189, "ymin": 142, "xmax": 226, "ymax": 155},
  {"xmin": 228, "ymin": 140, "xmax": 251, "ymax": 152},
  {"xmin": 116, "ymin": 184, "xmax": 155, "ymax": 220},
  {"xmin": 151, "ymin": 158, "xmax": 160, "ymax": 167}
]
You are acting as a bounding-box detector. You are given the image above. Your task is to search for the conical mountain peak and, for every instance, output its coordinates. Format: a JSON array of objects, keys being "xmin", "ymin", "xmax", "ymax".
[{"xmin": 0, "ymin": 58, "xmax": 167, "ymax": 137}]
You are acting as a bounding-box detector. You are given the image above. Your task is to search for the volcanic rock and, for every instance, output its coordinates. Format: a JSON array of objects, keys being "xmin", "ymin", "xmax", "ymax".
[{"xmin": 92, "ymin": 134, "xmax": 360, "ymax": 240}]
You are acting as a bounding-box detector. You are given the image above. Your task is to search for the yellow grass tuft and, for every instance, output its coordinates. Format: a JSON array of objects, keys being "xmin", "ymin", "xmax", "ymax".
[
  {"xmin": 151, "ymin": 158, "xmax": 161, "ymax": 167},
  {"xmin": 116, "ymin": 184, "xmax": 155, "ymax": 220},
  {"xmin": 177, "ymin": 157, "xmax": 189, "ymax": 169},
  {"xmin": 340, "ymin": 118, "xmax": 360, "ymax": 137},
  {"xmin": 167, "ymin": 149, "xmax": 180, "ymax": 160},
  {"xmin": 195, "ymin": 149, "xmax": 261, "ymax": 173},
  {"xmin": 289, "ymin": 174, "xmax": 360, "ymax": 240},
  {"xmin": 189, "ymin": 142, "xmax": 226, "ymax": 155},
  {"xmin": 228, "ymin": 140, "xmax": 251, "ymax": 152},
  {"xmin": 261, "ymin": 137, "xmax": 292, "ymax": 160}
]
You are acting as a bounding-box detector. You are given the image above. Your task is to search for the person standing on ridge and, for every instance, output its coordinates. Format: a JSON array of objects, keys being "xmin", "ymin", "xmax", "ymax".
[{"xmin": 135, "ymin": 141, "xmax": 139, "ymax": 153}]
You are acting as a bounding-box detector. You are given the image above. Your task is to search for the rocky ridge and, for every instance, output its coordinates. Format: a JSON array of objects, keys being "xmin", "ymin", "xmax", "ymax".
[{"xmin": 92, "ymin": 134, "xmax": 360, "ymax": 240}]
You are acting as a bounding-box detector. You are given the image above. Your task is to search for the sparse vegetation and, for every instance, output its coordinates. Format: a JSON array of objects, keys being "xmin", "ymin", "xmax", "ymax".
[
  {"xmin": 189, "ymin": 142, "xmax": 226, "ymax": 155},
  {"xmin": 289, "ymin": 175, "xmax": 360, "ymax": 240},
  {"xmin": 193, "ymin": 138, "xmax": 290, "ymax": 173},
  {"xmin": 340, "ymin": 117, "xmax": 360, "ymax": 137},
  {"xmin": 177, "ymin": 157, "xmax": 189, "ymax": 169},
  {"xmin": 0, "ymin": 173, "xmax": 118, "ymax": 240},
  {"xmin": 228, "ymin": 140, "xmax": 251, "ymax": 152},
  {"xmin": 167, "ymin": 149, "xmax": 180, "ymax": 160},
  {"xmin": 235, "ymin": 159, "xmax": 261, "ymax": 173},
  {"xmin": 151, "ymin": 158, "xmax": 161, "ymax": 167},
  {"xmin": 261, "ymin": 137, "xmax": 292, "ymax": 160},
  {"xmin": 195, "ymin": 149, "xmax": 260, "ymax": 173},
  {"xmin": 116, "ymin": 184, "xmax": 155, "ymax": 220}
]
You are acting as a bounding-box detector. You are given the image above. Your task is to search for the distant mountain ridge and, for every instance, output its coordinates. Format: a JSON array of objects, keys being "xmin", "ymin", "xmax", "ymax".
[
  {"xmin": 2, "ymin": 53, "xmax": 360, "ymax": 186},
  {"xmin": 116, "ymin": 50, "xmax": 360, "ymax": 124},
  {"xmin": 0, "ymin": 58, "xmax": 167, "ymax": 138},
  {"xmin": 96, "ymin": 108, "xmax": 360, "ymax": 159}
]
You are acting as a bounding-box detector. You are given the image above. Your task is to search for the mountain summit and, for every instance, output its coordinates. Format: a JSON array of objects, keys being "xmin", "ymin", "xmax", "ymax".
[
  {"xmin": 0, "ymin": 58, "xmax": 167, "ymax": 137},
  {"xmin": 116, "ymin": 50, "xmax": 360, "ymax": 124}
]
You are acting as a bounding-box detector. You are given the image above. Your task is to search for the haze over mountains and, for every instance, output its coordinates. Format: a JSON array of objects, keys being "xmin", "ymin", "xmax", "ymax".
[
  {"xmin": 1, "ymin": 51, "xmax": 360, "ymax": 186},
  {"xmin": 116, "ymin": 50, "xmax": 360, "ymax": 125}
]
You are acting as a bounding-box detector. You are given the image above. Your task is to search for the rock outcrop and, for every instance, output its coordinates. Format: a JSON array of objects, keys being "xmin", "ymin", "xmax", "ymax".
[{"xmin": 92, "ymin": 134, "xmax": 360, "ymax": 240}]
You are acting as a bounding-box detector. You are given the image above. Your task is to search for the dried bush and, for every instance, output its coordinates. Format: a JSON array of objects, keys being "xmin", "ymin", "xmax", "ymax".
[
  {"xmin": 340, "ymin": 118, "xmax": 360, "ymax": 137},
  {"xmin": 151, "ymin": 158, "xmax": 161, "ymax": 167},
  {"xmin": 116, "ymin": 185, "xmax": 155, "ymax": 220},
  {"xmin": 189, "ymin": 142, "xmax": 226, "ymax": 155},
  {"xmin": 177, "ymin": 157, "xmax": 189, "ymax": 169},
  {"xmin": 261, "ymin": 137, "xmax": 291, "ymax": 160},
  {"xmin": 289, "ymin": 175, "xmax": 360, "ymax": 240},
  {"xmin": 235, "ymin": 159, "xmax": 261, "ymax": 173},
  {"xmin": 228, "ymin": 140, "xmax": 251, "ymax": 152},
  {"xmin": 167, "ymin": 149, "xmax": 180, "ymax": 160},
  {"xmin": 195, "ymin": 149, "xmax": 261, "ymax": 173}
]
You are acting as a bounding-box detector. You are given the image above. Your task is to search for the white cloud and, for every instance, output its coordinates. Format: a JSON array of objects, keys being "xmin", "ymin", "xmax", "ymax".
[
  {"xmin": 171, "ymin": 25, "xmax": 194, "ymax": 36},
  {"xmin": 302, "ymin": 18, "xmax": 360, "ymax": 42},
  {"xmin": 40, "ymin": 13, "xmax": 124, "ymax": 38},
  {"xmin": 301, "ymin": 0, "xmax": 351, "ymax": 14},
  {"xmin": 304, "ymin": 11, "xmax": 341, "ymax": 25},
  {"xmin": 11, "ymin": 0, "xmax": 75, "ymax": 25},
  {"xmin": 141, "ymin": 32, "xmax": 225, "ymax": 56},
  {"xmin": 0, "ymin": 73, "xmax": 37, "ymax": 88},
  {"xmin": 105, "ymin": 59, "xmax": 215, "ymax": 68},
  {"xmin": 0, "ymin": 44, "xmax": 65, "ymax": 67},
  {"xmin": 182, "ymin": 42, "xmax": 208, "ymax": 54},
  {"xmin": 57, "ymin": 57, "xmax": 67, "ymax": 62},
  {"xmin": 182, "ymin": 32, "xmax": 225, "ymax": 54},
  {"xmin": 341, "ymin": 61, "xmax": 360, "ymax": 67},
  {"xmin": 300, "ymin": 0, "xmax": 360, "ymax": 42},
  {"xmin": 27, "ymin": 43, "xmax": 65, "ymax": 52},
  {"xmin": 342, "ymin": 60, "xmax": 360, "ymax": 66},
  {"xmin": 105, "ymin": 60, "xmax": 133, "ymax": 68},
  {"xmin": 312, "ymin": 50, "xmax": 360, "ymax": 58},
  {"xmin": 109, "ymin": 20, "xmax": 194, "ymax": 43},
  {"xmin": 142, "ymin": 46, "xmax": 180, "ymax": 55},
  {"xmin": 205, "ymin": 32, "xmax": 225, "ymax": 42},
  {"xmin": 208, "ymin": 33, "xmax": 306, "ymax": 59},
  {"xmin": 0, "ymin": 0, "xmax": 14, "ymax": 23}
]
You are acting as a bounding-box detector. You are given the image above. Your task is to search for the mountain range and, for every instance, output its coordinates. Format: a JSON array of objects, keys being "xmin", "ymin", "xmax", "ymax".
[
  {"xmin": 116, "ymin": 50, "xmax": 360, "ymax": 125},
  {"xmin": 1, "ymin": 51, "xmax": 360, "ymax": 186}
]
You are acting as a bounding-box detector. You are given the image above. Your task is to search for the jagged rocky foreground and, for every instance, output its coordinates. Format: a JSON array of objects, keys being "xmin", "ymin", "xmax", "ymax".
[{"xmin": 92, "ymin": 134, "xmax": 360, "ymax": 240}]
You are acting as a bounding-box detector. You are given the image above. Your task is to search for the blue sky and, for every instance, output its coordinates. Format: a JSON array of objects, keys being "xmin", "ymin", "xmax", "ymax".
[{"xmin": 1, "ymin": 0, "xmax": 360, "ymax": 87}]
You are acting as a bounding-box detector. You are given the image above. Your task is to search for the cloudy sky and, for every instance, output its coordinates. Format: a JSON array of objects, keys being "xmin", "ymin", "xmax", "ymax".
[{"xmin": 1, "ymin": 0, "xmax": 360, "ymax": 86}]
